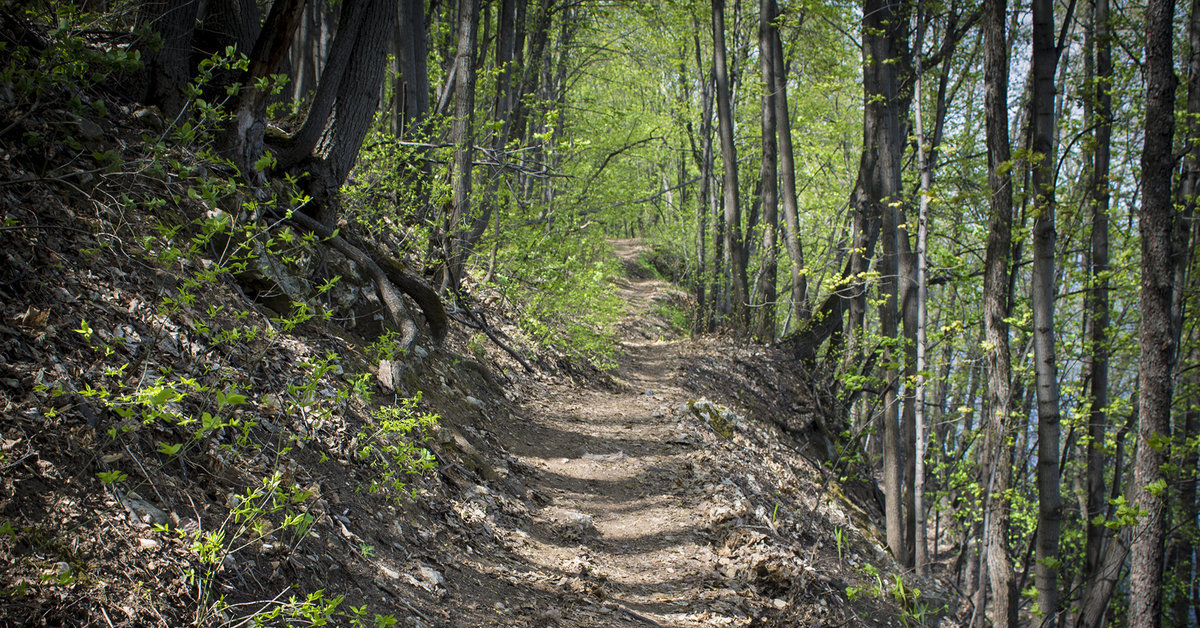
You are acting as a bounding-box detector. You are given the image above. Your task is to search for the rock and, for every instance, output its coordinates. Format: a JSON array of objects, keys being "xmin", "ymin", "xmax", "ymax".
[
  {"xmin": 465, "ymin": 396, "xmax": 484, "ymax": 409},
  {"xmin": 134, "ymin": 107, "xmax": 165, "ymax": 131},
  {"xmin": 410, "ymin": 564, "xmax": 443, "ymax": 591},
  {"xmin": 138, "ymin": 538, "xmax": 160, "ymax": 550},
  {"xmin": 377, "ymin": 359, "xmax": 401, "ymax": 392},
  {"xmin": 121, "ymin": 493, "xmax": 169, "ymax": 526}
]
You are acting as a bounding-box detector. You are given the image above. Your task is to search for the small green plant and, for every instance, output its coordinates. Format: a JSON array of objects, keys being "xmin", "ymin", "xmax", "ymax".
[
  {"xmin": 355, "ymin": 393, "xmax": 439, "ymax": 500},
  {"xmin": 466, "ymin": 333, "xmax": 487, "ymax": 360},
  {"xmin": 367, "ymin": 330, "xmax": 406, "ymax": 363},
  {"xmin": 834, "ymin": 527, "xmax": 845, "ymax": 562}
]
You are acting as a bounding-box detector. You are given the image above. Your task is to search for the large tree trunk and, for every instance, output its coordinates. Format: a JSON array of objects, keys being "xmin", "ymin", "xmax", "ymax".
[
  {"xmin": 228, "ymin": 0, "xmax": 307, "ymax": 180},
  {"xmin": 1029, "ymin": 0, "xmax": 1063, "ymax": 621},
  {"xmin": 861, "ymin": 0, "xmax": 906, "ymax": 566},
  {"xmin": 275, "ymin": 0, "xmax": 372, "ymax": 172},
  {"xmin": 755, "ymin": 0, "xmax": 779, "ymax": 342},
  {"xmin": 135, "ymin": 0, "xmax": 200, "ymax": 118},
  {"xmin": 712, "ymin": 0, "xmax": 748, "ymax": 330},
  {"xmin": 1130, "ymin": 0, "xmax": 1179, "ymax": 624},
  {"xmin": 981, "ymin": 0, "xmax": 1017, "ymax": 623},
  {"xmin": 270, "ymin": 0, "xmax": 396, "ymax": 227}
]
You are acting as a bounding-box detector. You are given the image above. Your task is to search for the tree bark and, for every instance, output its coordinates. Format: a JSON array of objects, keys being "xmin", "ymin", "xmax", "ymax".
[
  {"xmin": 861, "ymin": 0, "xmax": 906, "ymax": 566},
  {"xmin": 981, "ymin": 0, "xmax": 1017, "ymax": 622},
  {"xmin": 768, "ymin": 0, "xmax": 806, "ymax": 327},
  {"xmin": 229, "ymin": 0, "xmax": 306, "ymax": 179},
  {"xmin": 712, "ymin": 0, "xmax": 748, "ymax": 330},
  {"xmin": 275, "ymin": 0, "xmax": 372, "ymax": 172},
  {"xmin": 135, "ymin": 0, "xmax": 200, "ymax": 118},
  {"xmin": 1170, "ymin": 3, "xmax": 1200, "ymax": 621},
  {"xmin": 1130, "ymin": 0, "xmax": 1179, "ymax": 624},
  {"xmin": 442, "ymin": 0, "xmax": 482, "ymax": 293},
  {"xmin": 395, "ymin": 0, "xmax": 431, "ymax": 137},
  {"xmin": 911, "ymin": 26, "xmax": 931, "ymax": 580},
  {"xmin": 755, "ymin": 0, "xmax": 779, "ymax": 342},
  {"xmin": 690, "ymin": 28, "xmax": 716, "ymax": 333},
  {"xmin": 1082, "ymin": 0, "xmax": 1112, "ymax": 588},
  {"xmin": 1029, "ymin": 0, "xmax": 1062, "ymax": 621}
]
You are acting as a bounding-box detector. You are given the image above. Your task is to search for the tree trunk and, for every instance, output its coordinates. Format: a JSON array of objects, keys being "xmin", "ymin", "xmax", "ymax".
[
  {"xmin": 769, "ymin": 0, "xmax": 806, "ymax": 327},
  {"xmin": 691, "ymin": 29, "xmax": 716, "ymax": 333},
  {"xmin": 712, "ymin": 0, "xmax": 748, "ymax": 330},
  {"xmin": 1170, "ymin": 4, "xmax": 1200, "ymax": 621},
  {"xmin": 981, "ymin": 0, "xmax": 1017, "ymax": 622},
  {"xmin": 1171, "ymin": 332, "xmax": 1199, "ymax": 626},
  {"xmin": 1029, "ymin": 0, "xmax": 1063, "ymax": 621},
  {"xmin": 275, "ymin": 0, "xmax": 372, "ymax": 172},
  {"xmin": 395, "ymin": 0, "xmax": 431, "ymax": 136},
  {"xmin": 1130, "ymin": 0, "xmax": 1179, "ymax": 624},
  {"xmin": 911, "ymin": 32, "xmax": 932, "ymax": 580},
  {"xmin": 228, "ymin": 0, "xmax": 306, "ymax": 180},
  {"xmin": 135, "ymin": 0, "xmax": 200, "ymax": 118},
  {"xmin": 862, "ymin": 0, "xmax": 906, "ymax": 566},
  {"xmin": 1083, "ymin": 0, "xmax": 1112, "ymax": 587},
  {"xmin": 755, "ymin": 0, "xmax": 779, "ymax": 342},
  {"xmin": 276, "ymin": 0, "xmax": 396, "ymax": 226},
  {"xmin": 443, "ymin": 0, "xmax": 482, "ymax": 293}
]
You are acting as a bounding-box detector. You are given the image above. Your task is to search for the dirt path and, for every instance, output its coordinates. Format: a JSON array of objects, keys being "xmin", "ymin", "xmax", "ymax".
[
  {"xmin": 429, "ymin": 239, "xmax": 901, "ymax": 627},
  {"xmin": 495, "ymin": 240, "xmax": 745, "ymax": 626}
]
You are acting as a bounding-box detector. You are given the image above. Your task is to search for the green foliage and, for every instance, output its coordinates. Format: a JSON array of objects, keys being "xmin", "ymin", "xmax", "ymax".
[
  {"xmin": 846, "ymin": 564, "xmax": 937, "ymax": 626},
  {"xmin": 486, "ymin": 212, "xmax": 624, "ymax": 369},
  {"xmin": 355, "ymin": 394, "xmax": 439, "ymax": 501}
]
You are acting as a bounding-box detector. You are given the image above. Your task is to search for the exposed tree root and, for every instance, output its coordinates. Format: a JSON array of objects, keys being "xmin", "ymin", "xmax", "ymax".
[{"xmin": 288, "ymin": 211, "xmax": 433, "ymax": 353}]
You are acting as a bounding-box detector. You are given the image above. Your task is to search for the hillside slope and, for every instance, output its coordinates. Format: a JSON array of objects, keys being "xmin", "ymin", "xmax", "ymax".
[{"xmin": 0, "ymin": 74, "xmax": 943, "ymax": 628}]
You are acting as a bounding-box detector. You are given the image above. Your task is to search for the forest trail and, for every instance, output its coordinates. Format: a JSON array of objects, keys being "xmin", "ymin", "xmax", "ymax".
[
  {"xmin": 499, "ymin": 239, "xmax": 720, "ymax": 627},
  {"xmin": 439, "ymin": 238, "xmax": 860, "ymax": 628}
]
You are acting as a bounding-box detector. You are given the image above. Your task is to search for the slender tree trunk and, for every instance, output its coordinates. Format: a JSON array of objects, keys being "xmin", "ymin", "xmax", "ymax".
[
  {"xmin": 1172, "ymin": 330, "xmax": 1200, "ymax": 626},
  {"xmin": 444, "ymin": 0, "xmax": 482, "ymax": 293},
  {"xmin": 755, "ymin": 0, "xmax": 779, "ymax": 342},
  {"xmin": 981, "ymin": 0, "xmax": 1017, "ymax": 622},
  {"xmin": 1171, "ymin": 5, "xmax": 1200, "ymax": 621},
  {"xmin": 1130, "ymin": 0, "xmax": 1179, "ymax": 623},
  {"xmin": 712, "ymin": 0, "xmax": 748, "ymax": 330},
  {"xmin": 1029, "ymin": 0, "xmax": 1063, "ymax": 620},
  {"xmin": 1083, "ymin": 0, "xmax": 1112, "ymax": 587},
  {"xmin": 695, "ymin": 48, "xmax": 715, "ymax": 333},
  {"xmin": 766, "ymin": 0, "xmax": 806, "ymax": 327},
  {"xmin": 911, "ymin": 38, "xmax": 931, "ymax": 580}
]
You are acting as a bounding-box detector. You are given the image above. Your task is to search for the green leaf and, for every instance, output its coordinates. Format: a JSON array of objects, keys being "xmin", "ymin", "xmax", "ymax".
[{"xmin": 97, "ymin": 470, "xmax": 127, "ymax": 484}]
